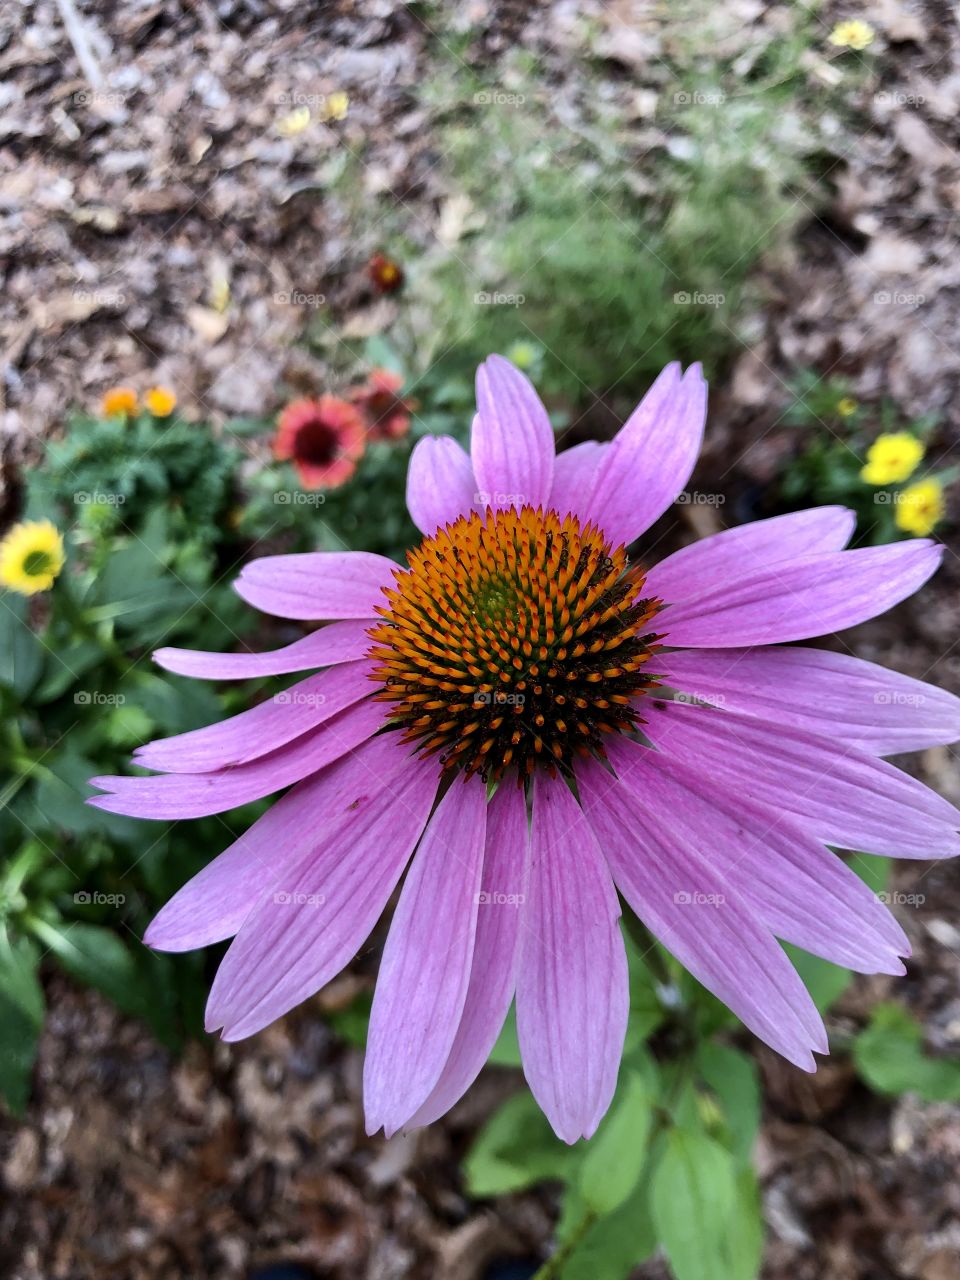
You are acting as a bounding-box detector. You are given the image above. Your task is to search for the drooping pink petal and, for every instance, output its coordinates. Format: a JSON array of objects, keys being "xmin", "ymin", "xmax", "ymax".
[
  {"xmin": 472, "ymin": 355, "xmax": 555, "ymax": 511},
  {"xmin": 548, "ymin": 441, "xmax": 606, "ymax": 522},
  {"xmin": 644, "ymin": 506, "xmax": 856, "ymax": 602},
  {"xmin": 657, "ymin": 646, "xmax": 960, "ymax": 756},
  {"xmin": 406, "ymin": 436, "xmax": 478, "ymax": 534},
  {"xmin": 659, "ymin": 540, "xmax": 942, "ymax": 647},
  {"xmin": 577, "ymin": 758, "xmax": 826, "ymax": 1070},
  {"xmin": 143, "ymin": 732, "xmax": 417, "ymax": 952},
  {"xmin": 153, "ymin": 619, "xmax": 374, "ymax": 680},
  {"xmin": 515, "ymin": 774, "xmax": 628, "ymax": 1144},
  {"xmin": 580, "ymin": 363, "xmax": 707, "ymax": 546},
  {"xmin": 234, "ymin": 550, "xmax": 398, "ymax": 620},
  {"xmin": 607, "ymin": 739, "xmax": 909, "ymax": 973},
  {"xmin": 87, "ymin": 698, "xmax": 385, "ymax": 819},
  {"xmin": 410, "ymin": 782, "xmax": 529, "ymax": 1128},
  {"xmin": 641, "ymin": 701, "xmax": 960, "ymax": 858},
  {"xmin": 134, "ymin": 660, "xmax": 374, "ymax": 773},
  {"xmin": 364, "ymin": 777, "xmax": 488, "ymax": 1136},
  {"xmin": 205, "ymin": 753, "xmax": 441, "ymax": 1040}
]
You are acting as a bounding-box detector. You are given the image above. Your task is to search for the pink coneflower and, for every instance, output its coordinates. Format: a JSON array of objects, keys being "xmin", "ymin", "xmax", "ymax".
[
  {"xmin": 274, "ymin": 396, "xmax": 365, "ymax": 490},
  {"xmin": 350, "ymin": 368, "xmax": 413, "ymax": 440},
  {"xmin": 90, "ymin": 356, "xmax": 960, "ymax": 1143}
]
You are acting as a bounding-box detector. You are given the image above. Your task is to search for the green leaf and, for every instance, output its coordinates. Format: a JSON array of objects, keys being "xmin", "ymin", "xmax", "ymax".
[
  {"xmin": 488, "ymin": 1004, "xmax": 521, "ymax": 1066},
  {"xmin": 783, "ymin": 943, "xmax": 852, "ymax": 1013},
  {"xmin": 0, "ymin": 593, "xmax": 45, "ymax": 698},
  {"xmin": 579, "ymin": 1065, "xmax": 656, "ymax": 1214},
  {"xmin": 465, "ymin": 1089, "xmax": 576, "ymax": 1196},
  {"xmin": 559, "ymin": 1180, "xmax": 657, "ymax": 1280},
  {"xmin": 651, "ymin": 1126, "xmax": 762, "ymax": 1280},
  {"xmin": 29, "ymin": 921, "xmax": 180, "ymax": 1046},
  {"xmin": 695, "ymin": 1042, "xmax": 761, "ymax": 1163},
  {"xmin": 0, "ymin": 931, "xmax": 45, "ymax": 1114},
  {"xmin": 853, "ymin": 1003, "xmax": 960, "ymax": 1102}
]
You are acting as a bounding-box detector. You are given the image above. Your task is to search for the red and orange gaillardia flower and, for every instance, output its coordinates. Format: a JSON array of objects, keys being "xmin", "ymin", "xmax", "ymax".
[
  {"xmin": 350, "ymin": 368, "xmax": 413, "ymax": 441},
  {"xmin": 274, "ymin": 396, "xmax": 366, "ymax": 490},
  {"xmin": 367, "ymin": 252, "xmax": 404, "ymax": 294}
]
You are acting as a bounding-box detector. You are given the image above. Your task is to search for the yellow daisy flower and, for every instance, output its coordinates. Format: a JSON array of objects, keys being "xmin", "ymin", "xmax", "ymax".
[
  {"xmin": 895, "ymin": 479, "xmax": 945, "ymax": 537},
  {"xmin": 0, "ymin": 520, "xmax": 66, "ymax": 595},
  {"xmin": 144, "ymin": 386, "xmax": 177, "ymax": 417},
  {"xmin": 102, "ymin": 386, "xmax": 138, "ymax": 418},
  {"xmin": 836, "ymin": 397, "xmax": 858, "ymax": 418},
  {"xmin": 277, "ymin": 106, "xmax": 312, "ymax": 137},
  {"xmin": 860, "ymin": 433, "xmax": 924, "ymax": 486},
  {"xmin": 321, "ymin": 91, "xmax": 349, "ymax": 122},
  {"xmin": 829, "ymin": 19, "xmax": 875, "ymax": 50}
]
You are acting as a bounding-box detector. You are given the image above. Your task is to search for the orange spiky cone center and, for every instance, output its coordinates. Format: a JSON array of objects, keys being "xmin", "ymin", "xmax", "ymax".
[{"xmin": 367, "ymin": 506, "xmax": 663, "ymax": 782}]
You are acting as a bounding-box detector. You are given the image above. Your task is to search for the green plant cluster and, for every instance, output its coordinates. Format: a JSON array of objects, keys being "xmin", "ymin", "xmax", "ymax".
[{"xmin": 775, "ymin": 371, "xmax": 953, "ymax": 542}]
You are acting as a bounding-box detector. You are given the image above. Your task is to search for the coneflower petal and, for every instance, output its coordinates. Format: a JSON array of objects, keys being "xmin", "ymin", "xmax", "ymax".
[
  {"xmin": 516, "ymin": 774, "xmax": 628, "ymax": 1144},
  {"xmin": 642, "ymin": 701, "xmax": 960, "ymax": 858},
  {"xmin": 206, "ymin": 753, "xmax": 440, "ymax": 1039},
  {"xmin": 661, "ymin": 540, "xmax": 942, "ymax": 647},
  {"xmin": 153, "ymin": 619, "xmax": 374, "ymax": 680},
  {"xmin": 607, "ymin": 739, "xmax": 910, "ymax": 972},
  {"xmin": 364, "ymin": 778, "xmax": 488, "ymax": 1136},
  {"xmin": 235, "ymin": 550, "xmax": 397, "ymax": 620},
  {"xmin": 581, "ymin": 362, "xmax": 706, "ymax": 546},
  {"xmin": 134, "ymin": 660, "xmax": 374, "ymax": 773},
  {"xmin": 548, "ymin": 441, "xmax": 606, "ymax": 523},
  {"xmin": 409, "ymin": 782, "xmax": 529, "ymax": 1129},
  {"xmin": 473, "ymin": 355, "xmax": 555, "ymax": 511},
  {"xmin": 406, "ymin": 435, "xmax": 478, "ymax": 535},
  {"xmin": 144, "ymin": 733, "xmax": 419, "ymax": 952},
  {"xmin": 644, "ymin": 505, "xmax": 856, "ymax": 601},
  {"xmin": 656, "ymin": 645, "xmax": 960, "ymax": 756},
  {"xmin": 578, "ymin": 759, "xmax": 826, "ymax": 1070},
  {"xmin": 87, "ymin": 698, "xmax": 384, "ymax": 819}
]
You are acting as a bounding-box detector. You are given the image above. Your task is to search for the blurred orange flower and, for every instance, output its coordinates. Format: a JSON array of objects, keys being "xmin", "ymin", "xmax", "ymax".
[
  {"xmin": 274, "ymin": 396, "xmax": 366, "ymax": 490},
  {"xmin": 144, "ymin": 386, "xmax": 177, "ymax": 417},
  {"xmin": 102, "ymin": 386, "xmax": 138, "ymax": 417}
]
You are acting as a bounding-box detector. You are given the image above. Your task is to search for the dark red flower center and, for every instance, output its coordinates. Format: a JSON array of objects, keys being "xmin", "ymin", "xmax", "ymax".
[{"xmin": 294, "ymin": 418, "xmax": 343, "ymax": 466}]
